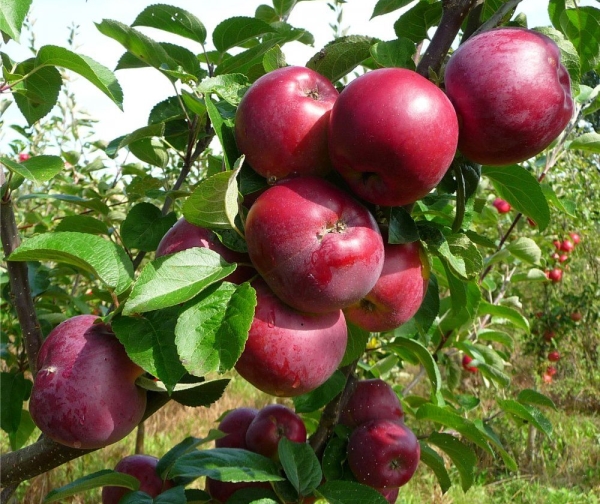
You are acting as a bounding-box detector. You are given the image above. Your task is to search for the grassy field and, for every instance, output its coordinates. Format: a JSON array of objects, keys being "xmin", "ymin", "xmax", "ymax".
[{"xmin": 3, "ymin": 371, "xmax": 599, "ymax": 504}]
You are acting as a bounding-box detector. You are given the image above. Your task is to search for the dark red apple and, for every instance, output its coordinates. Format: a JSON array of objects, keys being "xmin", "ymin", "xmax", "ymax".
[
  {"xmin": 377, "ymin": 486, "xmax": 400, "ymax": 504},
  {"xmin": 548, "ymin": 350, "xmax": 560, "ymax": 362},
  {"xmin": 235, "ymin": 279, "xmax": 347, "ymax": 397},
  {"xmin": 156, "ymin": 217, "xmax": 255, "ymax": 284},
  {"xmin": 462, "ymin": 355, "xmax": 478, "ymax": 373},
  {"xmin": 244, "ymin": 176, "xmax": 384, "ymax": 314},
  {"xmin": 543, "ymin": 330, "xmax": 555, "ymax": 342},
  {"xmin": 102, "ymin": 454, "xmax": 174, "ymax": 504},
  {"xmin": 547, "ymin": 268, "xmax": 563, "ymax": 283},
  {"xmin": 234, "ymin": 66, "xmax": 338, "ymax": 180},
  {"xmin": 560, "ymin": 239, "xmax": 574, "ymax": 253},
  {"xmin": 546, "ymin": 365, "xmax": 557, "ymax": 377},
  {"xmin": 29, "ymin": 315, "xmax": 146, "ymax": 449},
  {"xmin": 344, "ymin": 239, "xmax": 429, "ymax": 332},
  {"xmin": 569, "ymin": 232, "xmax": 581, "ymax": 244},
  {"xmin": 215, "ymin": 407, "xmax": 258, "ymax": 449},
  {"xmin": 340, "ymin": 379, "xmax": 404, "ymax": 429},
  {"xmin": 329, "ymin": 67, "xmax": 458, "ymax": 207},
  {"xmin": 205, "ymin": 477, "xmax": 271, "ymax": 503},
  {"xmin": 444, "ymin": 27, "xmax": 573, "ymax": 165},
  {"xmin": 347, "ymin": 419, "xmax": 420, "ymax": 489},
  {"xmin": 245, "ymin": 404, "xmax": 307, "ymax": 460},
  {"xmin": 493, "ymin": 198, "xmax": 511, "ymax": 214},
  {"xmin": 570, "ymin": 312, "xmax": 582, "ymax": 322}
]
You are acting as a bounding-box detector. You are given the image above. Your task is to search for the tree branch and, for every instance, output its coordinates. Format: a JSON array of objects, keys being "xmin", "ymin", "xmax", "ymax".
[
  {"xmin": 416, "ymin": 0, "xmax": 478, "ymax": 79},
  {"xmin": 0, "ymin": 195, "xmax": 43, "ymax": 377}
]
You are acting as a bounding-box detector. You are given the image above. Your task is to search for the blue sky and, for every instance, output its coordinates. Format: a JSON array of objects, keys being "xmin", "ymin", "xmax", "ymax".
[{"xmin": 0, "ymin": 0, "xmax": 587, "ymax": 147}]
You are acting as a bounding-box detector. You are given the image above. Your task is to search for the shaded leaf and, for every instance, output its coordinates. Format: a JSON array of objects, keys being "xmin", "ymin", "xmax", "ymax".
[
  {"xmin": 427, "ymin": 432, "xmax": 476, "ymax": 492},
  {"xmin": 213, "ymin": 17, "xmax": 276, "ymax": 52},
  {"xmin": 317, "ymin": 480, "xmax": 388, "ymax": 504},
  {"xmin": 517, "ymin": 389, "xmax": 558, "ymax": 411},
  {"xmin": 120, "ymin": 203, "xmax": 177, "ymax": 252},
  {"xmin": 497, "ymin": 399, "xmax": 553, "ymax": 437},
  {"xmin": 13, "ymin": 59, "xmax": 61, "ymax": 125},
  {"xmin": 293, "ymin": 370, "xmax": 346, "ymax": 413},
  {"xmin": 419, "ymin": 441, "xmax": 451, "ymax": 494},
  {"xmin": 132, "ymin": 4, "xmax": 207, "ymax": 44},
  {"xmin": 44, "ymin": 470, "xmax": 139, "ymax": 503},
  {"xmin": 394, "ymin": 1, "xmax": 442, "ymax": 43},
  {"xmin": 0, "ymin": 155, "xmax": 63, "ymax": 184},
  {"xmin": 55, "ymin": 215, "xmax": 108, "ymax": 235},
  {"xmin": 278, "ymin": 438, "xmax": 322, "ymax": 497},
  {"xmin": 306, "ymin": 35, "xmax": 376, "ymax": 82},
  {"xmin": 370, "ymin": 38, "xmax": 416, "ymax": 69}
]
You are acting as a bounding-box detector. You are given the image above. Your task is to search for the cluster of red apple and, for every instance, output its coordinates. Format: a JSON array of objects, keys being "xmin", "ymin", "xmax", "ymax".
[{"xmin": 546, "ymin": 232, "xmax": 581, "ymax": 283}]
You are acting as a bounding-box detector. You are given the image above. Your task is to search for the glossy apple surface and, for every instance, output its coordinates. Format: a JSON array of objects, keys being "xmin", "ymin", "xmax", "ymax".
[
  {"xmin": 102, "ymin": 454, "xmax": 174, "ymax": 504},
  {"xmin": 493, "ymin": 198, "xmax": 511, "ymax": 214},
  {"xmin": 235, "ymin": 279, "xmax": 347, "ymax": 397},
  {"xmin": 245, "ymin": 404, "xmax": 307, "ymax": 460},
  {"xmin": 245, "ymin": 176, "xmax": 384, "ymax": 314},
  {"xmin": 235, "ymin": 66, "xmax": 338, "ymax": 180},
  {"xmin": 328, "ymin": 67, "xmax": 458, "ymax": 207},
  {"xmin": 340, "ymin": 379, "xmax": 404, "ymax": 428},
  {"xmin": 444, "ymin": 27, "xmax": 573, "ymax": 165},
  {"xmin": 347, "ymin": 419, "xmax": 420, "ymax": 489},
  {"xmin": 215, "ymin": 407, "xmax": 258, "ymax": 449},
  {"xmin": 560, "ymin": 239, "xmax": 574, "ymax": 253},
  {"xmin": 344, "ymin": 239, "xmax": 429, "ymax": 332},
  {"xmin": 547, "ymin": 268, "xmax": 563, "ymax": 283},
  {"xmin": 156, "ymin": 217, "xmax": 255, "ymax": 284},
  {"xmin": 548, "ymin": 350, "xmax": 561, "ymax": 362},
  {"xmin": 29, "ymin": 315, "xmax": 146, "ymax": 449}
]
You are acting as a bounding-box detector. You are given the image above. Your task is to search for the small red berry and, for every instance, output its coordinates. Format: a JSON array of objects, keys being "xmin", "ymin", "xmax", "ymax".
[
  {"xmin": 18, "ymin": 153, "xmax": 30, "ymax": 162},
  {"xmin": 462, "ymin": 355, "xmax": 478, "ymax": 373},
  {"xmin": 548, "ymin": 350, "xmax": 560, "ymax": 362},
  {"xmin": 492, "ymin": 198, "xmax": 511, "ymax": 214}
]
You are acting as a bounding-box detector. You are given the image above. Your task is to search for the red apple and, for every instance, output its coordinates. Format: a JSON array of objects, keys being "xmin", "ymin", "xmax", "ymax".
[
  {"xmin": 570, "ymin": 312, "xmax": 582, "ymax": 322},
  {"xmin": 444, "ymin": 27, "xmax": 573, "ymax": 165},
  {"xmin": 235, "ymin": 279, "xmax": 347, "ymax": 397},
  {"xmin": 551, "ymin": 252, "xmax": 560, "ymax": 261},
  {"xmin": 546, "ymin": 366, "xmax": 557, "ymax": 377},
  {"xmin": 156, "ymin": 217, "xmax": 255, "ymax": 284},
  {"xmin": 552, "ymin": 239, "xmax": 561, "ymax": 250},
  {"xmin": 559, "ymin": 254, "xmax": 569, "ymax": 263},
  {"xmin": 347, "ymin": 419, "xmax": 420, "ymax": 489},
  {"xmin": 547, "ymin": 268, "xmax": 563, "ymax": 283},
  {"xmin": 548, "ymin": 350, "xmax": 560, "ymax": 362},
  {"xmin": 29, "ymin": 315, "xmax": 146, "ymax": 449},
  {"xmin": 569, "ymin": 232, "xmax": 581, "ymax": 244},
  {"xmin": 462, "ymin": 355, "xmax": 478, "ymax": 373},
  {"xmin": 215, "ymin": 407, "xmax": 258, "ymax": 449},
  {"xmin": 543, "ymin": 330, "xmax": 555, "ymax": 342},
  {"xmin": 102, "ymin": 454, "xmax": 174, "ymax": 504},
  {"xmin": 340, "ymin": 379, "xmax": 404, "ymax": 428},
  {"xmin": 18, "ymin": 152, "xmax": 30, "ymax": 162},
  {"xmin": 245, "ymin": 404, "xmax": 307, "ymax": 460},
  {"xmin": 244, "ymin": 176, "xmax": 384, "ymax": 314},
  {"xmin": 493, "ymin": 198, "xmax": 511, "ymax": 214},
  {"xmin": 328, "ymin": 67, "xmax": 458, "ymax": 207},
  {"xmin": 560, "ymin": 239, "xmax": 574, "ymax": 253},
  {"xmin": 542, "ymin": 372, "xmax": 553, "ymax": 384},
  {"xmin": 234, "ymin": 66, "xmax": 338, "ymax": 180}
]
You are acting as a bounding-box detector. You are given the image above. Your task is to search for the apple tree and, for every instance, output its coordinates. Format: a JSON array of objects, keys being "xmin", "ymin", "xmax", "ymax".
[{"xmin": 1, "ymin": 0, "xmax": 599, "ymax": 502}]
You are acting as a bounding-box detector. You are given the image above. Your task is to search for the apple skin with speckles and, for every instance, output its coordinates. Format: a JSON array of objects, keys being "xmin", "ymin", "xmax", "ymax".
[
  {"xmin": 235, "ymin": 65, "xmax": 339, "ymax": 180},
  {"xmin": 444, "ymin": 27, "xmax": 573, "ymax": 165},
  {"xmin": 244, "ymin": 176, "xmax": 385, "ymax": 314},
  {"xmin": 29, "ymin": 315, "xmax": 146, "ymax": 450},
  {"xmin": 340, "ymin": 378, "xmax": 404, "ymax": 428},
  {"xmin": 235, "ymin": 279, "xmax": 347, "ymax": 397}
]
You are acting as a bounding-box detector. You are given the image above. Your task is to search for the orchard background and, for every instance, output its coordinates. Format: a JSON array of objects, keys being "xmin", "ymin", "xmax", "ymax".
[{"xmin": 1, "ymin": 0, "xmax": 599, "ymax": 503}]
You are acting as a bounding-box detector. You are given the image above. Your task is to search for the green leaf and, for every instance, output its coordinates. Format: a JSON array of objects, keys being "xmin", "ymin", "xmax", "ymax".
[
  {"xmin": 106, "ymin": 123, "xmax": 165, "ymax": 158},
  {"xmin": 171, "ymin": 377, "xmax": 230, "ymax": 407},
  {"xmin": 263, "ymin": 44, "xmax": 287, "ymax": 72},
  {"xmin": 95, "ymin": 20, "xmax": 178, "ymax": 79},
  {"xmin": 0, "ymin": 155, "xmax": 63, "ymax": 184},
  {"xmin": 215, "ymin": 38, "xmax": 283, "ymax": 76},
  {"xmin": 488, "ymin": 237, "xmax": 542, "ymax": 267},
  {"xmin": 388, "ymin": 207, "xmax": 419, "ymax": 244},
  {"xmin": 517, "ymin": 389, "xmax": 558, "ymax": 411},
  {"xmin": 386, "ymin": 337, "xmax": 443, "ymax": 406},
  {"xmin": 419, "ymin": 441, "xmax": 451, "ymax": 494},
  {"xmin": 417, "ymin": 404, "xmax": 493, "ymax": 456},
  {"xmin": 568, "ymin": 132, "xmax": 600, "ymax": 153},
  {"xmin": 473, "ymin": 420, "xmax": 518, "ymax": 472},
  {"xmin": 478, "ymin": 301, "xmax": 530, "ymax": 332},
  {"xmin": 182, "ymin": 164, "xmax": 242, "ymax": 230},
  {"xmin": 112, "ymin": 309, "xmax": 186, "ymax": 393},
  {"xmin": 477, "ymin": 329, "xmax": 513, "ymax": 350},
  {"xmin": 44, "ymin": 470, "xmax": 139, "ymax": 503},
  {"xmin": 0, "ymin": 373, "xmax": 31, "ymax": 433},
  {"xmin": 393, "ymin": 1, "xmax": 442, "ymax": 43},
  {"xmin": 9, "ymin": 232, "xmax": 133, "ymax": 295},
  {"xmin": 13, "ymin": 59, "xmax": 62, "ymax": 125},
  {"xmin": 306, "ymin": 35, "xmax": 376, "ymax": 82},
  {"xmin": 169, "ymin": 448, "xmax": 285, "ymax": 482},
  {"xmin": 371, "ymin": 0, "xmax": 414, "ymax": 19},
  {"xmin": 121, "ymin": 203, "xmax": 177, "ymax": 252},
  {"xmin": 278, "ymin": 438, "xmax": 322, "ymax": 497},
  {"xmin": 541, "ymin": 183, "xmax": 577, "ymax": 218},
  {"xmin": 55, "ymin": 215, "xmax": 109, "ymax": 235},
  {"xmin": 213, "ymin": 16, "xmax": 276, "ymax": 53},
  {"xmin": 340, "ymin": 321, "xmax": 370, "ymax": 367},
  {"xmin": 316, "ymin": 480, "xmax": 388, "ymax": 504},
  {"xmin": 482, "ymin": 164, "xmax": 550, "ymax": 231},
  {"xmin": 548, "ymin": 0, "xmax": 576, "ymax": 31},
  {"xmin": 158, "ymin": 433, "xmax": 225, "ymax": 480},
  {"xmin": 122, "ymin": 248, "xmax": 236, "ymax": 315},
  {"xmin": 17, "ymin": 193, "xmax": 110, "ymax": 215},
  {"xmin": 129, "ymin": 138, "xmax": 169, "ymax": 168},
  {"xmin": 414, "ymin": 274, "xmax": 439, "ymax": 333},
  {"xmin": 205, "ymin": 95, "xmax": 239, "ymax": 169},
  {"xmin": 148, "ymin": 96, "xmax": 186, "ymax": 124},
  {"xmin": 8, "ymin": 409, "xmax": 36, "ymax": 451},
  {"xmin": 175, "ymin": 282, "xmax": 256, "ymax": 376},
  {"xmin": 497, "ymin": 399, "xmax": 553, "ymax": 437},
  {"xmin": 0, "ymin": 0, "xmax": 32, "ymax": 41},
  {"xmin": 132, "ymin": 4, "xmax": 207, "ymax": 44},
  {"xmin": 369, "ymin": 38, "xmax": 416, "ymax": 70},
  {"xmin": 197, "ymin": 74, "xmax": 249, "ymax": 106},
  {"xmin": 293, "ymin": 370, "xmax": 346, "ymax": 413},
  {"xmin": 560, "ymin": 7, "xmax": 600, "ymax": 74},
  {"xmin": 36, "ymin": 45, "xmax": 123, "ymax": 109},
  {"xmin": 427, "ymin": 432, "xmax": 477, "ymax": 492}
]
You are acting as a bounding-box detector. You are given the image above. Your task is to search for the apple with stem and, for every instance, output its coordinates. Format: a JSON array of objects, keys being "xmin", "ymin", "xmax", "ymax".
[
  {"xmin": 328, "ymin": 67, "xmax": 458, "ymax": 207},
  {"xmin": 234, "ymin": 66, "xmax": 339, "ymax": 180},
  {"xmin": 444, "ymin": 27, "xmax": 573, "ymax": 165},
  {"xmin": 245, "ymin": 176, "xmax": 384, "ymax": 314}
]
